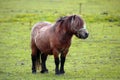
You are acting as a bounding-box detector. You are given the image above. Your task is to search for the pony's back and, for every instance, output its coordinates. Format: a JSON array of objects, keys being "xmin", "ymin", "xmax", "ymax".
[{"xmin": 31, "ymin": 22, "xmax": 52, "ymax": 41}]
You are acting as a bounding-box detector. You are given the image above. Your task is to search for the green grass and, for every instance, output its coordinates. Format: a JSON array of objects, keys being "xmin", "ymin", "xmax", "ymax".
[{"xmin": 0, "ymin": 0, "xmax": 120, "ymax": 80}]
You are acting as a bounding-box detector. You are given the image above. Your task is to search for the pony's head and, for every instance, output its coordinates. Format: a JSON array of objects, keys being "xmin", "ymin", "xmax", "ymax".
[
  {"xmin": 56, "ymin": 15, "xmax": 89, "ymax": 39},
  {"xmin": 68, "ymin": 15, "xmax": 89, "ymax": 39}
]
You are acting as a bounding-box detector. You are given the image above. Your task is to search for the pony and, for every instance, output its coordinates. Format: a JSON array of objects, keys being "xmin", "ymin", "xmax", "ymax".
[{"xmin": 31, "ymin": 15, "xmax": 89, "ymax": 75}]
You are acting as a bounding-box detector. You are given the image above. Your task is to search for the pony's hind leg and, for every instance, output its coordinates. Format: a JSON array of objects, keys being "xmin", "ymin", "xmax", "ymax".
[
  {"xmin": 31, "ymin": 40, "xmax": 40, "ymax": 74},
  {"xmin": 40, "ymin": 53, "xmax": 48, "ymax": 73},
  {"xmin": 36, "ymin": 50, "xmax": 41, "ymax": 70},
  {"xmin": 31, "ymin": 50, "xmax": 37, "ymax": 74}
]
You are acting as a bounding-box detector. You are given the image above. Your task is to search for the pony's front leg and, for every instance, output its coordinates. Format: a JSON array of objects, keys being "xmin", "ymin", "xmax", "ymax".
[
  {"xmin": 60, "ymin": 50, "xmax": 68, "ymax": 74},
  {"xmin": 60, "ymin": 55, "xmax": 65, "ymax": 74},
  {"xmin": 53, "ymin": 49, "xmax": 60, "ymax": 75}
]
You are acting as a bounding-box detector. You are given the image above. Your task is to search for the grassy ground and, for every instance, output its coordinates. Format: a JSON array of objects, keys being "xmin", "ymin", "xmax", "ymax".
[{"xmin": 0, "ymin": 0, "xmax": 120, "ymax": 80}]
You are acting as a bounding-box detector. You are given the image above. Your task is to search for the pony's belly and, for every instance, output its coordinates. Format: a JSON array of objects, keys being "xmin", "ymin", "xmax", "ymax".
[
  {"xmin": 39, "ymin": 47, "xmax": 53, "ymax": 55},
  {"xmin": 35, "ymin": 39, "xmax": 53, "ymax": 54}
]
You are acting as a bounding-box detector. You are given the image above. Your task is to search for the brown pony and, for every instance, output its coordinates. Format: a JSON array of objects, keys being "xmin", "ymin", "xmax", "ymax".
[{"xmin": 31, "ymin": 15, "xmax": 89, "ymax": 75}]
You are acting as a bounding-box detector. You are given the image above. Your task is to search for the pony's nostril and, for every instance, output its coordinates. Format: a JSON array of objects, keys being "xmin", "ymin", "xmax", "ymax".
[{"xmin": 85, "ymin": 33, "xmax": 89, "ymax": 37}]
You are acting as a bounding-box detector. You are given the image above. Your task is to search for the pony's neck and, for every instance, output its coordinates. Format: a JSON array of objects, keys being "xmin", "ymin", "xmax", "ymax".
[
  {"xmin": 54, "ymin": 22, "xmax": 73, "ymax": 43},
  {"xmin": 60, "ymin": 31, "xmax": 73, "ymax": 44}
]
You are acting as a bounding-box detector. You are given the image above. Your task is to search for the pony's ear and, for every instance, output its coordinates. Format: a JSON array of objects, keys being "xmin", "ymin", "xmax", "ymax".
[
  {"xmin": 73, "ymin": 15, "xmax": 76, "ymax": 19},
  {"xmin": 57, "ymin": 16, "xmax": 66, "ymax": 22},
  {"xmin": 71, "ymin": 15, "xmax": 76, "ymax": 25}
]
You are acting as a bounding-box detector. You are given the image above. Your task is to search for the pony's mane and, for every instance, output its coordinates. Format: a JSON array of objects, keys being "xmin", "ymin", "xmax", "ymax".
[
  {"xmin": 53, "ymin": 16, "xmax": 67, "ymax": 29},
  {"xmin": 56, "ymin": 16, "xmax": 67, "ymax": 23},
  {"xmin": 53, "ymin": 15, "xmax": 84, "ymax": 31}
]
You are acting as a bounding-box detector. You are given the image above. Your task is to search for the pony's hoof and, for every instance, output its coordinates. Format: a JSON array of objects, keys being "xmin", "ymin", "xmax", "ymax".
[
  {"xmin": 55, "ymin": 71, "xmax": 65, "ymax": 75},
  {"xmin": 32, "ymin": 71, "xmax": 36, "ymax": 74},
  {"xmin": 55, "ymin": 72, "xmax": 60, "ymax": 75},
  {"xmin": 55, "ymin": 69, "xmax": 60, "ymax": 75},
  {"xmin": 60, "ymin": 70, "xmax": 65, "ymax": 74},
  {"xmin": 40, "ymin": 69, "xmax": 48, "ymax": 73},
  {"xmin": 55, "ymin": 71, "xmax": 61, "ymax": 75}
]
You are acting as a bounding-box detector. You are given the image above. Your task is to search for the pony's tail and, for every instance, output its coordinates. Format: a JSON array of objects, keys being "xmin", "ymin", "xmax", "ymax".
[{"xmin": 36, "ymin": 52, "xmax": 41, "ymax": 70}]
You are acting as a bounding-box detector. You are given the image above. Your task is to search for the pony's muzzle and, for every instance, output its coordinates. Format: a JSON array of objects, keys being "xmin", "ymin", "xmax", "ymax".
[{"xmin": 76, "ymin": 30, "xmax": 89, "ymax": 39}]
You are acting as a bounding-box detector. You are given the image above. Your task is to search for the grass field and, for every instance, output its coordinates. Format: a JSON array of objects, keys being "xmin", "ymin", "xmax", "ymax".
[{"xmin": 0, "ymin": 0, "xmax": 120, "ymax": 80}]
